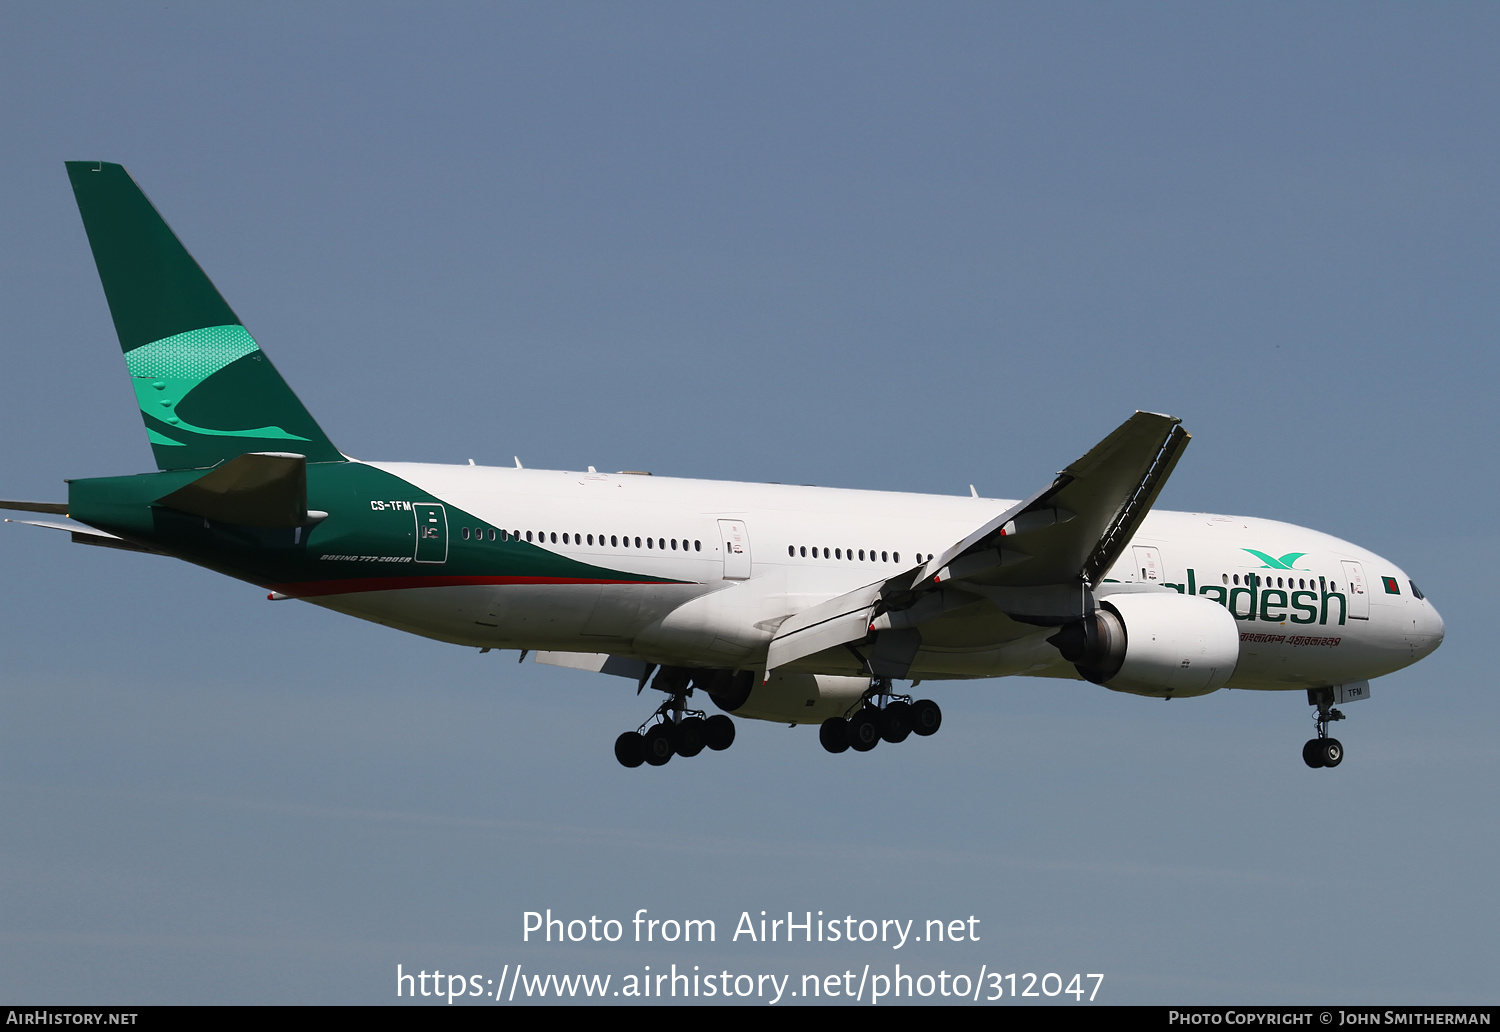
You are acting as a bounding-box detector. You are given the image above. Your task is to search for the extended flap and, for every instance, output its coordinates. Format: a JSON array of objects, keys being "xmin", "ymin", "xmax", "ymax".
[{"xmin": 765, "ymin": 579, "xmax": 888, "ymax": 676}]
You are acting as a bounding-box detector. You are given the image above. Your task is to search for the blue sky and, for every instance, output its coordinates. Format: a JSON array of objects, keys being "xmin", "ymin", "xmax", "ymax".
[{"xmin": 1, "ymin": 2, "xmax": 1496, "ymax": 1004}]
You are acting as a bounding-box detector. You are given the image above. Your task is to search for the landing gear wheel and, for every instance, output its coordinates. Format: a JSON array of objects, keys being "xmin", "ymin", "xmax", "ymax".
[
  {"xmin": 911, "ymin": 699, "xmax": 942, "ymax": 737},
  {"xmin": 1305, "ymin": 688, "xmax": 1348, "ymax": 769},
  {"xmin": 704, "ymin": 714, "xmax": 736, "ymax": 751},
  {"xmin": 849, "ymin": 709, "xmax": 881, "ymax": 752},
  {"xmin": 880, "ymin": 701, "xmax": 913, "ymax": 743},
  {"xmin": 615, "ymin": 731, "xmax": 645, "ymax": 768},
  {"xmin": 643, "ymin": 723, "xmax": 675, "ymax": 766},
  {"xmin": 819, "ymin": 717, "xmax": 850, "ymax": 754},
  {"xmin": 674, "ymin": 716, "xmax": 707, "ymax": 757}
]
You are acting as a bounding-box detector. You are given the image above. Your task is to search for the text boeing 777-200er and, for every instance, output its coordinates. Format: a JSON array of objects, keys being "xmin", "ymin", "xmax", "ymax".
[{"xmin": 2, "ymin": 162, "xmax": 1444, "ymax": 770}]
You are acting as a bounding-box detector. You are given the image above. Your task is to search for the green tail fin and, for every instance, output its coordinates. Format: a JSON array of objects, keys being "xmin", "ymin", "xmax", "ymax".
[{"xmin": 65, "ymin": 161, "xmax": 343, "ymax": 470}]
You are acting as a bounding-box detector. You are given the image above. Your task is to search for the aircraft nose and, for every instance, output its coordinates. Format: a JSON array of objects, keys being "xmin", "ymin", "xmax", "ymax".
[{"xmin": 1419, "ymin": 600, "xmax": 1445, "ymax": 656}]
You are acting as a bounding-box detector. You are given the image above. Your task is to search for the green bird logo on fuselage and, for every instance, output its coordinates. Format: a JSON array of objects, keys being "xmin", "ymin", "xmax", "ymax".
[{"xmin": 1243, "ymin": 549, "xmax": 1308, "ymax": 571}]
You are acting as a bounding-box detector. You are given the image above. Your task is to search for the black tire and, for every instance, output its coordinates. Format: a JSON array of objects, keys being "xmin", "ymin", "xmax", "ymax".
[
  {"xmin": 644, "ymin": 723, "xmax": 675, "ymax": 765},
  {"xmin": 614, "ymin": 731, "xmax": 645, "ymax": 768},
  {"xmin": 911, "ymin": 699, "xmax": 942, "ymax": 737},
  {"xmin": 1319, "ymin": 737, "xmax": 1343, "ymax": 768},
  {"xmin": 881, "ymin": 701, "xmax": 913, "ymax": 743},
  {"xmin": 1302, "ymin": 739, "xmax": 1325, "ymax": 768},
  {"xmin": 675, "ymin": 716, "xmax": 707, "ymax": 757},
  {"xmin": 819, "ymin": 717, "xmax": 850, "ymax": 754},
  {"xmin": 849, "ymin": 709, "xmax": 881, "ymax": 752},
  {"xmin": 704, "ymin": 714, "xmax": 736, "ymax": 751}
]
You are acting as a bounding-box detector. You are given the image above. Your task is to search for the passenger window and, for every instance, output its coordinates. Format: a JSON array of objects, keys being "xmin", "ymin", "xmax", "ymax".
[
  {"xmin": 611, "ymin": 535, "xmax": 618, "ymax": 547},
  {"xmin": 695, "ymin": 540, "xmax": 701, "ymax": 551}
]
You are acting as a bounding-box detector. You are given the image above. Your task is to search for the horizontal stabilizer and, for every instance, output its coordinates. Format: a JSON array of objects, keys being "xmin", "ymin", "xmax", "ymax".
[
  {"xmin": 156, "ymin": 451, "xmax": 308, "ymax": 528},
  {"xmin": 5, "ymin": 517, "xmax": 161, "ymax": 554},
  {"xmin": 0, "ymin": 500, "xmax": 69, "ymax": 515}
]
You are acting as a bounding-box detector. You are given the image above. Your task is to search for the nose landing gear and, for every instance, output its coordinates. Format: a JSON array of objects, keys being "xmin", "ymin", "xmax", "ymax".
[
  {"xmin": 819, "ymin": 679, "xmax": 941, "ymax": 755},
  {"xmin": 1303, "ymin": 687, "xmax": 1345, "ymax": 769}
]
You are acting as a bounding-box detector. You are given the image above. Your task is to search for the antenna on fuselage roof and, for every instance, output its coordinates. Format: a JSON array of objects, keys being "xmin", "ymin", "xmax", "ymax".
[
  {"xmin": 514, "ymin": 456, "xmax": 523, "ymax": 469},
  {"xmin": 970, "ymin": 485, "xmax": 978, "ymax": 498}
]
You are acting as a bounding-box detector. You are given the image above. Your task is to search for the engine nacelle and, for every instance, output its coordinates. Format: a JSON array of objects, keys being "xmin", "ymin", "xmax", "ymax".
[
  {"xmin": 1049, "ymin": 593, "xmax": 1239, "ymax": 698},
  {"xmin": 702, "ymin": 669, "xmax": 868, "ymax": 724}
]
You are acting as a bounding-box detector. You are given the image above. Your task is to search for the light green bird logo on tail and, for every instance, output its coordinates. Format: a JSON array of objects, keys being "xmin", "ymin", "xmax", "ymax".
[{"xmin": 67, "ymin": 161, "xmax": 343, "ymax": 471}]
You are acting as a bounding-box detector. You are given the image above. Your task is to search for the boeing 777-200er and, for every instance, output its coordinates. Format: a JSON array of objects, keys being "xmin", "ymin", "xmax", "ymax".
[{"xmin": 2, "ymin": 162, "xmax": 1445, "ymax": 769}]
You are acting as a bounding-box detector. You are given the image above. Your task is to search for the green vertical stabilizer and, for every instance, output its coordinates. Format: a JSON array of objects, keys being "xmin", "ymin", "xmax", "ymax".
[{"xmin": 65, "ymin": 161, "xmax": 343, "ymax": 470}]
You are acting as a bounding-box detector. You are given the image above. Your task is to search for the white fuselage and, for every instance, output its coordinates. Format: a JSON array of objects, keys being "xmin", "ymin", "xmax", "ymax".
[{"xmin": 310, "ymin": 462, "xmax": 1444, "ymax": 696}]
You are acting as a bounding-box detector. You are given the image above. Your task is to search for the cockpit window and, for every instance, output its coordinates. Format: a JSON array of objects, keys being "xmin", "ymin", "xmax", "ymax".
[{"xmin": 1410, "ymin": 580, "xmax": 1426, "ymax": 600}]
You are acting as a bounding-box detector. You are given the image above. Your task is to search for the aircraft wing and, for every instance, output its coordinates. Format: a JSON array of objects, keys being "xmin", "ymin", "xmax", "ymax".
[
  {"xmin": 764, "ymin": 412, "xmax": 1189, "ymax": 677},
  {"xmin": 764, "ymin": 576, "xmax": 907, "ymax": 676},
  {"xmin": 916, "ymin": 410, "xmax": 1188, "ymax": 598}
]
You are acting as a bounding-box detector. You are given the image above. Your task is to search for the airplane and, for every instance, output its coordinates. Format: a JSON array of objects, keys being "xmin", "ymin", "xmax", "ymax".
[{"xmin": 2, "ymin": 162, "xmax": 1445, "ymax": 770}]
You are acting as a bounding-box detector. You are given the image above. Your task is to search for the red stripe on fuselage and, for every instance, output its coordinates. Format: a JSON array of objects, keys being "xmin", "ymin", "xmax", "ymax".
[{"xmin": 264, "ymin": 575, "xmax": 679, "ymax": 598}]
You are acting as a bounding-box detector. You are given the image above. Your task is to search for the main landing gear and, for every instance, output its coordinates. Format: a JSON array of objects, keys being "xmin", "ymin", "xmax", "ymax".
[
  {"xmin": 1302, "ymin": 686, "xmax": 1345, "ymax": 769},
  {"xmin": 819, "ymin": 679, "xmax": 941, "ymax": 755},
  {"xmin": 614, "ymin": 669, "xmax": 736, "ymax": 769}
]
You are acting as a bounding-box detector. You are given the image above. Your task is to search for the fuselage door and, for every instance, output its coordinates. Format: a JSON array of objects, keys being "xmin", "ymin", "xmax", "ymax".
[
  {"xmin": 1132, "ymin": 544, "xmax": 1165, "ymax": 584},
  {"xmin": 718, "ymin": 519, "xmax": 751, "ymax": 580},
  {"xmin": 413, "ymin": 503, "xmax": 448, "ymax": 564},
  {"xmin": 1341, "ymin": 560, "xmax": 1370, "ymax": 619}
]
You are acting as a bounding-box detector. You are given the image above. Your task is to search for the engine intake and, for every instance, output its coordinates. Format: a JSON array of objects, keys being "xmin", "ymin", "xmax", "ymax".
[{"xmin": 1048, "ymin": 593, "xmax": 1239, "ymax": 697}]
